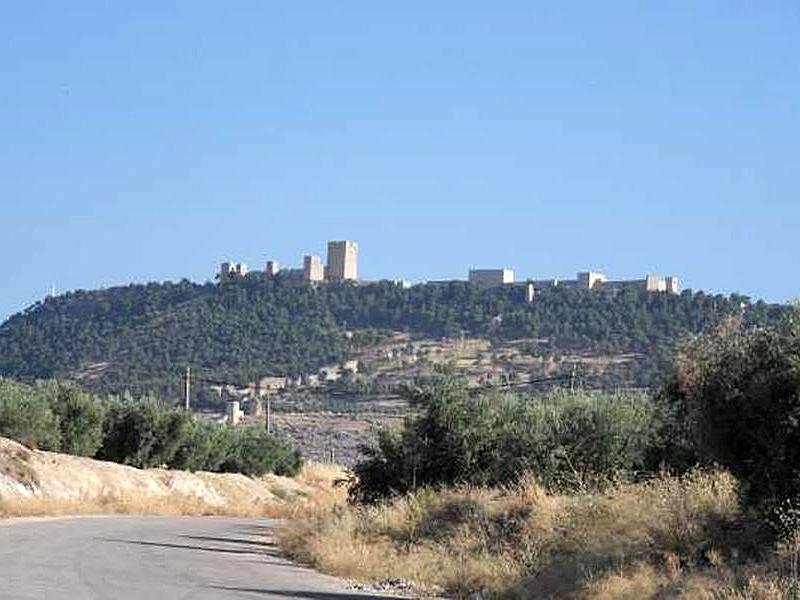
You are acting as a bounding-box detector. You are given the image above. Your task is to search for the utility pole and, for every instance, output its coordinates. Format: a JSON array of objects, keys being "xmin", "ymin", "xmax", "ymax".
[
  {"xmin": 411, "ymin": 449, "xmax": 417, "ymax": 490},
  {"xmin": 569, "ymin": 362, "xmax": 577, "ymax": 392},
  {"xmin": 264, "ymin": 385, "xmax": 272, "ymax": 434},
  {"xmin": 184, "ymin": 367, "xmax": 191, "ymax": 411},
  {"xmin": 326, "ymin": 431, "xmax": 336, "ymax": 464}
]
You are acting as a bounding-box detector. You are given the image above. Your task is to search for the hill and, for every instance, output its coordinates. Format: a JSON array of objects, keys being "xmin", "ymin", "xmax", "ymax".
[{"xmin": 0, "ymin": 275, "xmax": 786, "ymax": 400}]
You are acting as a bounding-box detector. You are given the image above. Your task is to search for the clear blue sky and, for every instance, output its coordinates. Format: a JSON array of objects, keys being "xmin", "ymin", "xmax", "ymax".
[{"xmin": 1, "ymin": 2, "xmax": 798, "ymax": 321}]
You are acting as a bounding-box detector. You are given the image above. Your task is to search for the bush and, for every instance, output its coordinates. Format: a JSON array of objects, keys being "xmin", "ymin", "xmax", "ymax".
[
  {"xmin": 219, "ymin": 427, "xmax": 303, "ymax": 477},
  {"xmin": 171, "ymin": 419, "xmax": 235, "ymax": 472},
  {"xmin": 45, "ymin": 383, "xmax": 106, "ymax": 456},
  {"xmin": 171, "ymin": 421, "xmax": 302, "ymax": 476},
  {"xmin": 96, "ymin": 397, "xmax": 301, "ymax": 475},
  {"xmin": 0, "ymin": 379, "xmax": 60, "ymax": 450},
  {"xmin": 0, "ymin": 379, "xmax": 304, "ymax": 477},
  {"xmin": 665, "ymin": 310, "xmax": 800, "ymax": 517},
  {"xmin": 350, "ymin": 376, "xmax": 663, "ymax": 502},
  {"xmin": 97, "ymin": 399, "xmax": 195, "ymax": 468}
]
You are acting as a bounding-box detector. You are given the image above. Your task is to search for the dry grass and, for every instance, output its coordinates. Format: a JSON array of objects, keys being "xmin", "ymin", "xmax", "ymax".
[
  {"xmin": 294, "ymin": 461, "xmax": 348, "ymax": 491},
  {"xmin": 0, "ymin": 492, "xmax": 274, "ymax": 519},
  {"xmin": 280, "ymin": 470, "xmax": 798, "ymax": 598},
  {"xmin": 0, "ymin": 436, "xmax": 342, "ymax": 521},
  {"xmin": 0, "ymin": 472, "xmax": 310, "ymax": 519},
  {"xmin": 271, "ymin": 461, "xmax": 349, "ymax": 518}
]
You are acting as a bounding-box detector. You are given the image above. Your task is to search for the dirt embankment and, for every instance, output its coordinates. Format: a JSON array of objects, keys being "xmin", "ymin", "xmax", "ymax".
[{"xmin": 0, "ymin": 436, "xmax": 329, "ymax": 519}]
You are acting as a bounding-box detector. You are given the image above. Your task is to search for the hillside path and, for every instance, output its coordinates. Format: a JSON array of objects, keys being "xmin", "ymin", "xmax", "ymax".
[{"xmin": 0, "ymin": 516, "xmax": 396, "ymax": 600}]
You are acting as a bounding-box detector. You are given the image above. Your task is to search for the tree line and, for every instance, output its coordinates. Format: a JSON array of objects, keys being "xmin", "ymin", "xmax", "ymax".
[
  {"xmin": 0, "ymin": 378, "xmax": 301, "ymax": 476},
  {"xmin": 0, "ymin": 276, "xmax": 785, "ymax": 399}
]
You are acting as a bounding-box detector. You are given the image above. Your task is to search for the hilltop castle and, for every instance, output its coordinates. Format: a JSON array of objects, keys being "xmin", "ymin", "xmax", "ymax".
[
  {"xmin": 468, "ymin": 268, "xmax": 680, "ymax": 299},
  {"xmin": 219, "ymin": 241, "xmax": 680, "ymax": 298},
  {"xmin": 219, "ymin": 240, "xmax": 359, "ymax": 284}
]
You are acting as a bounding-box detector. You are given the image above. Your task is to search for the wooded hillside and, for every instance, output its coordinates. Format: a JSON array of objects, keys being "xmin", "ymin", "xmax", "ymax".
[{"xmin": 0, "ymin": 276, "xmax": 784, "ymax": 399}]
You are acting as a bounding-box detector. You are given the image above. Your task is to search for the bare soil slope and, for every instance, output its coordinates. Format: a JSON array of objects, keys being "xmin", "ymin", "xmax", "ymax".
[{"xmin": 0, "ymin": 436, "xmax": 313, "ymax": 518}]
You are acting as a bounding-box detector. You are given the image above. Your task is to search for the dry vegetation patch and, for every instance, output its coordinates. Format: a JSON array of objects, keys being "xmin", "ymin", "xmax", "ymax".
[{"xmin": 280, "ymin": 470, "xmax": 797, "ymax": 598}]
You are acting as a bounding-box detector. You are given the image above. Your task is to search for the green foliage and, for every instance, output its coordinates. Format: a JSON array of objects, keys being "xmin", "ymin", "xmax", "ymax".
[
  {"xmin": 350, "ymin": 376, "xmax": 664, "ymax": 502},
  {"xmin": 96, "ymin": 400, "xmax": 301, "ymax": 476},
  {"xmin": 219, "ymin": 427, "xmax": 303, "ymax": 477},
  {"xmin": 664, "ymin": 310, "xmax": 800, "ymax": 516},
  {"xmin": 97, "ymin": 399, "xmax": 196, "ymax": 468},
  {"xmin": 0, "ymin": 379, "xmax": 61, "ymax": 451},
  {"xmin": 170, "ymin": 419, "xmax": 236, "ymax": 472},
  {"xmin": 0, "ymin": 278, "xmax": 785, "ymax": 397},
  {"xmin": 0, "ymin": 379, "xmax": 302, "ymax": 477},
  {"xmin": 0, "ymin": 278, "xmax": 349, "ymax": 398},
  {"xmin": 46, "ymin": 382, "xmax": 106, "ymax": 456}
]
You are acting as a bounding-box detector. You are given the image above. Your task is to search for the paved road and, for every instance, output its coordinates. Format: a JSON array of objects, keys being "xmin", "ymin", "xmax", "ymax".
[{"xmin": 0, "ymin": 516, "xmax": 394, "ymax": 600}]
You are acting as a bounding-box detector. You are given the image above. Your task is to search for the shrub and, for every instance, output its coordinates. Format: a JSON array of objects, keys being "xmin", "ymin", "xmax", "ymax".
[
  {"xmin": 0, "ymin": 379, "xmax": 304, "ymax": 477},
  {"xmin": 220, "ymin": 427, "xmax": 302, "ymax": 477},
  {"xmin": 97, "ymin": 399, "xmax": 195, "ymax": 468},
  {"xmin": 171, "ymin": 421, "xmax": 302, "ymax": 476},
  {"xmin": 665, "ymin": 310, "xmax": 800, "ymax": 517},
  {"xmin": 171, "ymin": 419, "xmax": 235, "ymax": 472},
  {"xmin": 45, "ymin": 382, "xmax": 106, "ymax": 456},
  {"xmin": 0, "ymin": 379, "xmax": 60, "ymax": 450},
  {"xmin": 96, "ymin": 398, "xmax": 301, "ymax": 475},
  {"xmin": 350, "ymin": 376, "xmax": 663, "ymax": 502}
]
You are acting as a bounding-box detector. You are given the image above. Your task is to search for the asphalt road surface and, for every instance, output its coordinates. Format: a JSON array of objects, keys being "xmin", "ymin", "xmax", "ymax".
[{"xmin": 0, "ymin": 516, "xmax": 396, "ymax": 600}]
